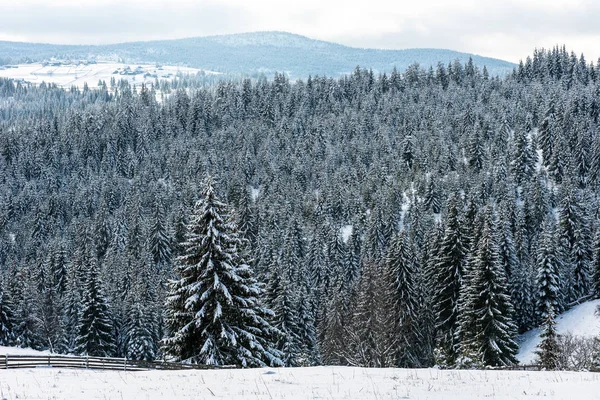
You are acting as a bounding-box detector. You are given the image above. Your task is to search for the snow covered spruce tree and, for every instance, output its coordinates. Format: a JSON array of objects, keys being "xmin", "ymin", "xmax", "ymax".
[
  {"xmin": 535, "ymin": 306, "xmax": 560, "ymax": 370},
  {"xmin": 149, "ymin": 199, "xmax": 172, "ymax": 271},
  {"xmin": 265, "ymin": 246, "xmax": 302, "ymax": 367},
  {"xmin": 433, "ymin": 196, "xmax": 466, "ymax": 366},
  {"xmin": 345, "ymin": 259, "xmax": 395, "ymax": 367},
  {"xmin": 74, "ymin": 256, "xmax": 116, "ymax": 357},
  {"xmin": 459, "ymin": 209, "xmax": 518, "ymax": 367},
  {"xmin": 385, "ymin": 230, "xmax": 421, "ymax": 367},
  {"xmin": 592, "ymin": 228, "xmax": 600, "ymax": 299},
  {"xmin": 162, "ymin": 177, "xmax": 282, "ymax": 367},
  {"xmin": 535, "ymin": 219, "xmax": 561, "ymax": 324},
  {"xmin": 124, "ymin": 261, "xmax": 159, "ymax": 361},
  {"xmin": 558, "ymin": 188, "xmax": 591, "ymax": 304},
  {"xmin": 0, "ymin": 279, "xmax": 15, "ymax": 346}
]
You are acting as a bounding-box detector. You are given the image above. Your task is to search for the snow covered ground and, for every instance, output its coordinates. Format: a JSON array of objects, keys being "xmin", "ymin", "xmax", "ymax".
[
  {"xmin": 1, "ymin": 366, "xmax": 600, "ymax": 400},
  {"xmin": 0, "ymin": 62, "xmax": 217, "ymax": 89},
  {"xmin": 517, "ymin": 300, "xmax": 600, "ymax": 364},
  {"xmin": 1, "ymin": 344, "xmax": 599, "ymax": 399},
  {"xmin": 0, "ymin": 345, "xmax": 51, "ymax": 355},
  {"xmin": 3, "ymin": 302, "xmax": 600, "ymax": 399}
]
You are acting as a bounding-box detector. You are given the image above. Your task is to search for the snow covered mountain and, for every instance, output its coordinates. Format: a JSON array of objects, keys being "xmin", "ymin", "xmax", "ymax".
[
  {"xmin": 517, "ymin": 300, "xmax": 600, "ymax": 364},
  {"xmin": 0, "ymin": 31, "xmax": 516, "ymax": 78}
]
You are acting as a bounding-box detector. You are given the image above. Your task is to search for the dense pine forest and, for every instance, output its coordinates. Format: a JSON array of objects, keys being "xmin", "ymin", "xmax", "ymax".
[{"xmin": 1, "ymin": 46, "xmax": 600, "ymax": 369}]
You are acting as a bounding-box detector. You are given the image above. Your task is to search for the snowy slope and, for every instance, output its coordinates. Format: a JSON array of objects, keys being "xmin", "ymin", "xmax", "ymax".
[
  {"xmin": 0, "ymin": 62, "xmax": 215, "ymax": 89},
  {"xmin": 0, "ymin": 345, "xmax": 51, "ymax": 355},
  {"xmin": 2, "ymin": 366, "xmax": 600, "ymax": 400},
  {"xmin": 517, "ymin": 300, "xmax": 600, "ymax": 364}
]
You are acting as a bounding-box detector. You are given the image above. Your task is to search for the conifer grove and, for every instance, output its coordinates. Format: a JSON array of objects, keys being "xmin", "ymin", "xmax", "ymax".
[{"xmin": 0, "ymin": 46, "xmax": 600, "ymax": 368}]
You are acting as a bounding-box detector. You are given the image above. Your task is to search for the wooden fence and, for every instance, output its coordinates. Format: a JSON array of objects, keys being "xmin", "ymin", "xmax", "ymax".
[
  {"xmin": 0, "ymin": 355, "xmax": 550, "ymax": 372},
  {"xmin": 494, "ymin": 364, "xmax": 541, "ymax": 371},
  {"xmin": 0, "ymin": 354, "xmax": 236, "ymax": 371}
]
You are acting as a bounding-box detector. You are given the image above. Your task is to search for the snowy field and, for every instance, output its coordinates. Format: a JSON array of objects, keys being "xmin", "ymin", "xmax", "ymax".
[
  {"xmin": 517, "ymin": 300, "xmax": 600, "ymax": 364},
  {"xmin": 2, "ymin": 300, "xmax": 600, "ymax": 399},
  {"xmin": 2, "ymin": 338, "xmax": 600, "ymax": 399},
  {"xmin": 2, "ymin": 304, "xmax": 600, "ymax": 399},
  {"xmin": 0, "ymin": 345, "xmax": 50, "ymax": 356},
  {"xmin": 1, "ymin": 365, "xmax": 599, "ymax": 399},
  {"xmin": 0, "ymin": 62, "xmax": 217, "ymax": 89}
]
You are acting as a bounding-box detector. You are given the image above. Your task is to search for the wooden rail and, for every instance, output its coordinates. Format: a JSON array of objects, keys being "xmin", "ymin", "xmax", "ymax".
[
  {"xmin": 0, "ymin": 355, "xmax": 549, "ymax": 372},
  {"xmin": 0, "ymin": 354, "xmax": 237, "ymax": 371},
  {"xmin": 492, "ymin": 364, "xmax": 541, "ymax": 371}
]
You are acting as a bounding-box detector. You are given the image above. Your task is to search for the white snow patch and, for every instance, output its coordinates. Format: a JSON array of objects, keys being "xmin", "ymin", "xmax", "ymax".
[
  {"xmin": 507, "ymin": 128, "xmax": 515, "ymax": 141},
  {"xmin": 250, "ymin": 187, "xmax": 260, "ymax": 202},
  {"xmin": 8, "ymin": 233, "xmax": 15, "ymax": 243},
  {"xmin": 517, "ymin": 300, "xmax": 600, "ymax": 364},
  {"xmin": 551, "ymin": 206, "xmax": 560, "ymax": 223},
  {"xmin": 398, "ymin": 192, "xmax": 411, "ymax": 231},
  {"xmin": 0, "ymin": 366, "xmax": 598, "ymax": 399},
  {"xmin": 530, "ymin": 127, "xmax": 539, "ymax": 137},
  {"xmin": 535, "ymin": 149, "xmax": 544, "ymax": 172},
  {"xmin": 462, "ymin": 148, "xmax": 468, "ymax": 166},
  {"xmin": 0, "ymin": 346, "xmax": 51, "ymax": 356},
  {"xmin": 340, "ymin": 225, "xmax": 353, "ymax": 243}
]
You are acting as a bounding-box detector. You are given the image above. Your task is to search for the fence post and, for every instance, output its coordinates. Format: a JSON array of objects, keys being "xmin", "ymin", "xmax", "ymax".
[
  {"xmin": 5, "ymin": 354, "xmax": 7, "ymax": 369},
  {"xmin": 85, "ymin": 356, "xmax": 89, "ymax": 369},
  {"xmin": 124, "ymin": 357, "xmax": 127, "ymax": 371},
  {"xmin": 48, "ymin": 355, "xmax": 50, "ymax": 367}
]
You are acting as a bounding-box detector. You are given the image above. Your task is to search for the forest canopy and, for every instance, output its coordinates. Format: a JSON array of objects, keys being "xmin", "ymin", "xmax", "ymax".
[{"xmin": 0, "ymin": 46, "xmax": 599, "ymax": 368}]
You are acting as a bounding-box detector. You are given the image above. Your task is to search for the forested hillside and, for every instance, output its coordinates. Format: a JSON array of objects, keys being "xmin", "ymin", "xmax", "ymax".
[
  {"xmin": 0, "ymin": 46, "xmax": 599, "ymax": 368},
  {"xmin": 0, "ymin": 32, "xmax": 516, "ymax": 78}
]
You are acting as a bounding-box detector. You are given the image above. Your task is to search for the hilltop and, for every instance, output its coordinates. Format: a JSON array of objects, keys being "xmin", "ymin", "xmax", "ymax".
[{"xmin": 0, "ymin": 31, "xmax": 515, "ymax": 78}]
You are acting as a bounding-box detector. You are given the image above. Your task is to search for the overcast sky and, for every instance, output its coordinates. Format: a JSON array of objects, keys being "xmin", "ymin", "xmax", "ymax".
[{"xmin": 0, "ymin": 0, "xmax": 598, "ymax": 63}]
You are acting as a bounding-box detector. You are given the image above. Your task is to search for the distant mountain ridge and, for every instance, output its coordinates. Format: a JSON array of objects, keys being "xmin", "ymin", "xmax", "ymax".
[{"xmin": 0, "ymin": 31, "xmax": 516, "ymax": 78}]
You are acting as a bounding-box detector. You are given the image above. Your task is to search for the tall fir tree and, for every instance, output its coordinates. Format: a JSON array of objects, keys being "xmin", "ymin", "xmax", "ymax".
[
  {"xmin": 535, "ymin": 220, "xmax": 561, "ymax": 323},
  {"xmin": 14, "ymin": 266, "xmax": 43, "ymax": 350},
  {"xmin": 433, "ymin": 197, "xmax": 466, "ymax": 366},
  {"xmin": 149, "ymin": 199, "xmax": 172, "ymax": 270},
  {"xmin": 558, "ymin": 188, "xmax": 591, "ymax": 303},
  {"xmin": 592, "ymin": 227, "xmax": 600, "ymax": 299},
  {"xmin": 346, "ymin": 259, "xmax": 395, "ymax": 367},
  {"xmin": 385, "ymin": 231, "xmax": 421, "ymax": 367},
  {"xmin": 94, "ymin": 201, "xmax": 112, "ymax": 261},
  {"xmin": 38, "ymin": 257, "xmax": 67, "ymax": 354},
  {"xmin": 467, "ymin": 211, "xmax": 518, "ymax": 366},
  {"xmin": 319, "ymin": 290, "xmax": 348, "ymax": 365},
  {"xmin": 162, "ymin": 177, "xmax": 282, "ymax": 367},
  {"xmin": 535, "ymin": 306, "xmax": 560, "ymax": 370},
  {"xmin": 124, "ymin": 258, "xmax": 159, "ymax": 361},
  {"xmin": 511, "ymin": 129, "xmax": 537, "ymax": 185},
  {"xmin": 75, "ymin": 256, "xmax": 115, "ymax": 357},
  {"xmin": 343, "ymin": 229, "xmax": 362, "ymax": 292},
  {"xmin": 295, "ymin": 282, "xmax": 320, "ymax": 366},
  {"xmin": 0, "ymin": 279, "xmax": 15, "ymax": 346},
  {"xmin": 266, "ymin": 246, "xmax": 302, "ymax": 367}
]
